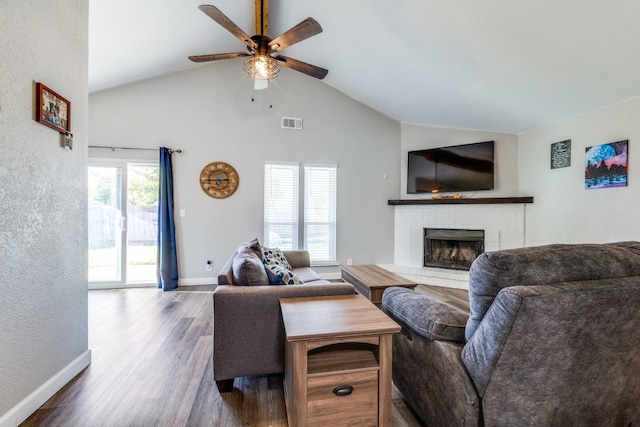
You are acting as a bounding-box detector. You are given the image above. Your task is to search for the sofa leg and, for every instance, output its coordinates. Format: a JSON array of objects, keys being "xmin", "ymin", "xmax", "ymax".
[{"xmin": 216, "ymin": 379, "xmax": 234, "ymax": 393}]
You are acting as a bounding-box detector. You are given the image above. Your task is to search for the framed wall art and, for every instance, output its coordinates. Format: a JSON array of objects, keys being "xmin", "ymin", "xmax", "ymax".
[
  {"xmin": 35, "ymin": 82, "xmax": 70, "ymax": 134},
  {"xmin": 585, "ymin": 140, "xmax": 628, "ymax": 189},
  {"xmin": 551, "ymin": 139, "xmax": 571, "ymax": 169}
]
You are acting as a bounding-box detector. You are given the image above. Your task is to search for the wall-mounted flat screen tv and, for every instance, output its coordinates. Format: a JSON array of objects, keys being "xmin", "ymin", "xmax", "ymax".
[{"xmin": 407, "ymin": 141, "xmax": 495, "ymax": 194}]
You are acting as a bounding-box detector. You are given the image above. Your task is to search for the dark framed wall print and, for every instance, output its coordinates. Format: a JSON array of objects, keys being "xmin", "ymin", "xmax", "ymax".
[
  {"xmin": 551, "ymin": 139, "xmax": 571, "ymax": 169},
  {"xmin": 585, "ymin": 139, "xmax": 628, "ymax": 189},
  {"xmin": 35, "ymin": 83, "xmax": 70, "ymax": 134}
]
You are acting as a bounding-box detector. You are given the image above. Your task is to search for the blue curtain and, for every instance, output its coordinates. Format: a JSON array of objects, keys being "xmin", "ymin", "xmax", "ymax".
[{"xmin": 157, "ymin": 147, "xmax": 178, "ymax": 291}]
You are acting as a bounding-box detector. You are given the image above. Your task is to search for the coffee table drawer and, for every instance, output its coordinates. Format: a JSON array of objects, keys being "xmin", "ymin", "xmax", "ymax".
[{"xmin": 307, "ymin": 370, "xmax": 378, "ymax": 427}]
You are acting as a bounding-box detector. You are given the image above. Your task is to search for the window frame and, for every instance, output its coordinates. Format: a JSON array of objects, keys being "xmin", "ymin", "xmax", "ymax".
[{"xmin": 264, "ymin": 162, "xmax": 337, "ymax": 266}]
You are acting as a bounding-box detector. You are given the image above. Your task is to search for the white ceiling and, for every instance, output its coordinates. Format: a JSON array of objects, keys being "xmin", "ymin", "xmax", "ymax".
[{"xmin": 89, "ymin": 0, "xmax": 640, "ymax": 134}]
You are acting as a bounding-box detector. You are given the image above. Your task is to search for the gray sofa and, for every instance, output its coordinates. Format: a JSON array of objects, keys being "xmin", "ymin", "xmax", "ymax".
[
  {"xmin": 382, "ymin": 242, "xmax": 640, "ymax": 427},
  {"xmin": 213, "ymin": 242, "xmax": 354, "ymax": 392}
]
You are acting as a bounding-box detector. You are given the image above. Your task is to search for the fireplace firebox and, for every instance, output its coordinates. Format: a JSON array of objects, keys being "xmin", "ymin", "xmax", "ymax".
[{"xmin": 424, "ymin": 228, "xmax": 485, "ymax": 271}]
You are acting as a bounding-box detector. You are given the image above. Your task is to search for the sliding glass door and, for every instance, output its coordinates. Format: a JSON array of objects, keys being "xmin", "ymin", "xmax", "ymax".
[{"xmin": 88, "ymin": 161, "xmax": 159, "ymax": 287}]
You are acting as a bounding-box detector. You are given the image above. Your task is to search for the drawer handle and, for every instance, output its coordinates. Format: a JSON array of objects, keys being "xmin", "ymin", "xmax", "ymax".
[{"xmin": 332, "ymin": 385, "xmax": 354, "ymax": 396}]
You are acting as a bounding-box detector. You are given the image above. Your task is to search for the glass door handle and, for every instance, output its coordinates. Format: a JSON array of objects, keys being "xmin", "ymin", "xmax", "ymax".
[{"xmin": 119, "ymin": 216, "xmax": 126, "ymax": 232}]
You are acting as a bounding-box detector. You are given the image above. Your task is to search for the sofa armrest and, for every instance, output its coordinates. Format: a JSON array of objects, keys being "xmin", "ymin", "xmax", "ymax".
[
  {"xmin": 282, "ymin": 250, "xmax": 310, "ymax": 269},
  {"xmin": 382, "ymin": 287, "xmax": 468, "ymax": 343},
  {"xmin": 390, "ymin": 327, "xmax": 480, "ymax": 426},
  {"xmin": 217, "ymin": 250, "xmax": 237, "ymax": 285},
  {"xmin": 212, "ymin": 282, "xmax": 354, "ymax": 381},
  {"xmin": 384, "ymin": 285, "xmax": 479, "ymax": 426}
]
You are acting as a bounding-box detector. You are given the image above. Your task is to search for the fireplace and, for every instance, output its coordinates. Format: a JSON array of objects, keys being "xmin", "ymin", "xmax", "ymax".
[{"xmin": 424, "ymin": 228, "xmax": 485, "ymax": 271}]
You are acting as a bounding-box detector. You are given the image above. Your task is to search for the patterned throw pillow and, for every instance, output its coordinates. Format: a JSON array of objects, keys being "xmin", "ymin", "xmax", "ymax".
[
  {"xmin": 261, "ymin": 246, "xmax": 302, "ymax": 285},
  {"xmin": 261, "ymin": 247, "xmax": 292, "ymax": 269},
  {"xmin": 264, "ymin": 263, "xmax": 302, "ymax": 285}
]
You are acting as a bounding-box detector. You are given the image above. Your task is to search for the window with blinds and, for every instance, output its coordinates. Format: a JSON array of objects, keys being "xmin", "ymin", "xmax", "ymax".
[
  {"xmin": 304, "ymin": 165, "xmax": 337, "ymax": 265},
  {"xmin": 264, "ymin": 163, "xmax": 299, "ymax": 251},
  {"xmin": 264, "ymin": 162, "xmax": 337, "ymax": 265}
]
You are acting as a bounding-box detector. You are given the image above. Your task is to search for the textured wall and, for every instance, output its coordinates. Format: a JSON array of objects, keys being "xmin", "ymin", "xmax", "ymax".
[{"xmin": 0, "ymin": 0, "xmax": 89, "ymax": 418}]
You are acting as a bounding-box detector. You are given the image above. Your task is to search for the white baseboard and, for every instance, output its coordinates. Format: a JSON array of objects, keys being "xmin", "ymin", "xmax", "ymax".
[
  {"xmin": 89, "ymin": 282, "xmax": 156, "ymax": 290},
  {"xmin": 178, "ymin": 278, "xmax": 217, "ymax": 286},
  {"xmin": 88, "ymin": 278, "xmax": 217, "ymax": 290},
  {"xmin": 91, "ymin": 274, "xmax": 335, "ymax": 289},
  {"xmin": 0, "ymin": 350, "xmax": 92, "ymax": 427}
]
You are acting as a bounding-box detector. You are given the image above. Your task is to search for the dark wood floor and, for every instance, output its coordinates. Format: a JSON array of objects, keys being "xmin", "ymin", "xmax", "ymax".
[{"xmin": 20, "ymin": 285, "xmax": 456, "ymax": 426}]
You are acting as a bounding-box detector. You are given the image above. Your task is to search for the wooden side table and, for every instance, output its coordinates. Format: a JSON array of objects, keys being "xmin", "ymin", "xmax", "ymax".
[
  {"xmin": 340, "ymin": 264, "xmax": 418, "ymax": 308},
  {"xmin": 280, "ymin": 295, "xmax": 401, "ymax": 427}
]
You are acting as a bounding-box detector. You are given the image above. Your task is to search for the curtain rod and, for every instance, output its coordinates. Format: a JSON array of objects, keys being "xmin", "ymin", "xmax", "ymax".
[{"xmin": 88, "ymin": 145, "xmax": 182, "ymax": 153}]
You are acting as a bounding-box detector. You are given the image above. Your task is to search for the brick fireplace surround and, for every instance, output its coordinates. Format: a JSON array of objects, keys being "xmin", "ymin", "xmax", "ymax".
[{"xmin": 381, "ymin": 198, "xmax": 532, "ymax": 289}]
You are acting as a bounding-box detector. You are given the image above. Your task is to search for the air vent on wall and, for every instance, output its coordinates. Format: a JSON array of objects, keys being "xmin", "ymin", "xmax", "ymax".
[{"xmin": 282, "ymin": 117, "xmax": 303, "ymax": 130}]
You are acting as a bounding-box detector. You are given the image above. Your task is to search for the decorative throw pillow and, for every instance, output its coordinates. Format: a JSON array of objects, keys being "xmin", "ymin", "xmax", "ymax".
[
  {"xmin": 238, "ymin": 238, "xmax": 264, "ymax": 259},
  {"xmin": 261, "ymin": 247, "xmax": 292, "ymax": 269},
  {"xmin": 264, "ymin": 263, "xmax": 302, "ymax": 285},
  {"xmin": 261, "ymin": 246, "xmax": 302, "ymax": 285},
  {"xmin": 232, "ymin": 247, "xmax": 269, "ymax": 286}
]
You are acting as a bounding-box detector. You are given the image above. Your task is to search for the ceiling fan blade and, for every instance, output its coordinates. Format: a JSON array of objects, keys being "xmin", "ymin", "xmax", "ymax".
[
  {"xmin": 269, "ymin": 18, "xmax": 322, "ymax": 52},
  {"xmin": 198, "ymin": 5, "xmax": 257, "ymax": 50},
  {"xmin": 255, "ymin": 0, "xmax": 268, "ymax": 36},
  {"xmin": 275, "ymin": 56, "xmax": 328, "ymax": 80},
  {"xmin": 188, "ymin": 52, "xmax": 249, "ymax": 63}
]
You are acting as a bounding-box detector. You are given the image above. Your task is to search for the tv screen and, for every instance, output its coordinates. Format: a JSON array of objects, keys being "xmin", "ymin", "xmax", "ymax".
[{"xmin": 407, "ymin": 141, "xmax": 495, "ymax": 194}]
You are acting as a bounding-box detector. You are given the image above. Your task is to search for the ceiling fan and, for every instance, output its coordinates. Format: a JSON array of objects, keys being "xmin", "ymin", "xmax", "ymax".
[{"xmin": 188, "ymin": 0, "xmax": 328, "ymax": 86}]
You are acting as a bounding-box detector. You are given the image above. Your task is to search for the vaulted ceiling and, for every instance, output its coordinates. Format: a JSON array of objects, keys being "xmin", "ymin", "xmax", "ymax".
[{"xmin": 89, "ymin": 0, "xmax": 640, "ymax": 134}]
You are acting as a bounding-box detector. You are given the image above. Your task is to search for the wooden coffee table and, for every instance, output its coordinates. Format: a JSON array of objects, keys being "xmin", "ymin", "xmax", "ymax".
[
  {"xmin": 280, "ymin": 294, "xmax": 401, "ymax": 427},
  {"xmin": 340, "ymin": 264, "xmax": 418, "ymax": 308}
]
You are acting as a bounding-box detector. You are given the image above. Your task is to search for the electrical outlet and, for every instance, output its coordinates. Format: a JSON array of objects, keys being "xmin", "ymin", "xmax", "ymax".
[
  {"xmin": 206, "ymin": 260, "xmax": 213, "ymax": 272},
  {"xmin": 347, "ymin": 258, "xmax": 353, "ymax": 266}
]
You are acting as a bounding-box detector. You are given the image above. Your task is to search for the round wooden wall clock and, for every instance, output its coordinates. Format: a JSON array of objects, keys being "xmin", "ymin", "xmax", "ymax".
[{"xmin": 199, "ymin": 162, "xmax": 239, "ymax": 199}]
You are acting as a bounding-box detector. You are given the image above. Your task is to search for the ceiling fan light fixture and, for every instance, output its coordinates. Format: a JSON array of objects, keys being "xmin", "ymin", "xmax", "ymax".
[{"xmin": 244, "ymin": 55, "xmax": 280, "ymax": 80}]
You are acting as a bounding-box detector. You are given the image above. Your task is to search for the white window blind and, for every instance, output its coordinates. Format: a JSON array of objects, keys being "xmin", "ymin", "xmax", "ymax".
[
  {"xmin": 264, "ymin": 162, "xmax": 337, "ymax": 265},
  {"xmin": 304, "ymin": 165, "xmax": 337, "ymax": 265},
  {"xmin": 264, "ymin": 163, "xmax": 299, "ymax": 250}
]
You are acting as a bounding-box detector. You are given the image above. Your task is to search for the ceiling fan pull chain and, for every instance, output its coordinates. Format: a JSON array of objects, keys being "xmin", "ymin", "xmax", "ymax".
[{"xmin": 251, "ymin": 77, "xmax": 255, "ymax": 102}]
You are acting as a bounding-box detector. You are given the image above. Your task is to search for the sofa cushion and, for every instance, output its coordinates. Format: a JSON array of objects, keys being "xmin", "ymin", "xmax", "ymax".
[
  {"xmin": 239, "ymin": 237, "xmax": 264, "ymax": 259},
  {"xmin": 282, "ymin": 250, "xmax": 310, "ymax": 269},
  {"xmin": 382, "ymin": 287, "xmax": 467, "ymax": 343},
  {"xmin": 232, "ymin": 247, "xmax": 269, "ymax": 286},
  {"xmin": 293, "ymin": 267, "xmax": 321, "ymax": 283},
  {"xmin": 465, "ymin": 241, "xmax": 640, "ymax": 340},
  {"xmin": 265, "ymin": 263, "xmax": 302, "ymax": 285}
]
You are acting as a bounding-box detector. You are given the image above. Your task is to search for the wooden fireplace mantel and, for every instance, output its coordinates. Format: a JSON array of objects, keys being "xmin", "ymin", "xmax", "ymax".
[{"xmin": 388, "ymin": 196, "xmax": 533, "ymax": 206}]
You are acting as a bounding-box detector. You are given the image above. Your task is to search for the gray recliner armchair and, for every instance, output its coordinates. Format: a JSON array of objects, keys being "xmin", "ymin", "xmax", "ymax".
[{"xmin": 382, "ymin": 242, "xmax": 640, "ymax": 427}]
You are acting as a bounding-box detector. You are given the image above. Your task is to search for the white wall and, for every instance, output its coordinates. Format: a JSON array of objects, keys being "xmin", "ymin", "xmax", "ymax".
[
  {"xmin": 89, "ymin": 61, "xmax": 401, "ymax": 282},
  {"xmin": 0, "ymin": 1, "xmax": 90, "ymax": 424},
  {"xmin": 518, "ymin": 97, "xmax": 640, "ymax": 246},
  {"xmin": 400, "ymin": 123, "xmax": 520, "ymax": 198}
]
